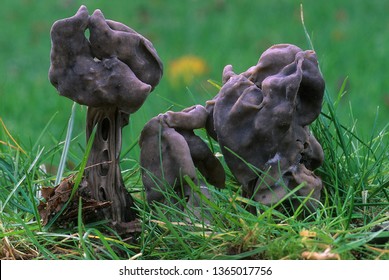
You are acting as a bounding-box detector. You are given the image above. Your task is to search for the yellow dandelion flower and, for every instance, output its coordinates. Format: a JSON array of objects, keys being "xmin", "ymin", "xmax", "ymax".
[{"xmin": 168, "ymin": 55, "xmax": 208, "ymax": 87}]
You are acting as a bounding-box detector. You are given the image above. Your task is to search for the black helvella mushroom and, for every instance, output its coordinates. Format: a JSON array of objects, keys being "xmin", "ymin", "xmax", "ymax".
[
  {"xmin": 48, "ymin": 6, "xmax": 163, "ymax": 224},
  {"xmin": 139, "ymin": 105, "xmax": 225, "ymax": 206},
  {"xmin": 208, "ymin": 44, "xmax": 324, "ymax": 213}
]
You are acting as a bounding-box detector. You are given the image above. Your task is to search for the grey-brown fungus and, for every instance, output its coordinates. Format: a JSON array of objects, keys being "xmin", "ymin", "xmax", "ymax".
[
  {"xmin": 208, "ymin": 44, "xmax": 324, "ymax": 213},
  {"xmin": 140, "ymin": 43, "xmax": 324, "ymax": 215},
  {"xmin": 139, "ymin": 106, "xmax": 225, "ymax": 206},
  {"xmin": 49, "ymin": 6, "xmax": 162, "ymax": 114},
  {"xmin": 49, "ymin": 6, "xmax": 163, "ymax": 224}
]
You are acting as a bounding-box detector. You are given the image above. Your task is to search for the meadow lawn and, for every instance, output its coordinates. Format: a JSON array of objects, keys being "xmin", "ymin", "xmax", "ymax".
[{"xmin": 0, "ymin": 0, "xmax": 388, "ymax": 260}]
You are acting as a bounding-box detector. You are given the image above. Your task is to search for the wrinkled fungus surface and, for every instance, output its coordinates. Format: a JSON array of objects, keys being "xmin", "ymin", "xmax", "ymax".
[
  {"xmin": 49, "ymin": 5, "xmax": 162, "ymax": 114},
  {"xmin": 141, "ymin": 44, "xmax": 325, "ymax": 213},
  {"xmin": 139, "ymin": 105, "xmax": 225, "ymax": 205}
]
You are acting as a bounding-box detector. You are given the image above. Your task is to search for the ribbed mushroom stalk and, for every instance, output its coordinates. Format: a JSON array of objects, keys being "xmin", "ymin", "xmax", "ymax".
[{"xmin": 48, "ymin": 6, "xmax": 163, "ymax": 223}]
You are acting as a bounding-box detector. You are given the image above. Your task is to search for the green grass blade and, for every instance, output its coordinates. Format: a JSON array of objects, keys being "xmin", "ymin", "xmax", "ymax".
[
  {"xmin": 154, "ymin": 205, "xmax": 193, "ymax": 257},
  {"xmin": 44, "ymin": 125, "xmax": 96, "ymax": 230},
  {"xmin": 1, "ymin": 148, "xmax": 44, "ymax": 212},
  {"xmin": 32, "ymin": 111, "xmax": 58, "ymax": 152},
  {"xmin": 300, "ymin": 4, "xmax": 314, "ymax": 50},
  {"xmin": 55, "ymin": 102, "xmax": 76, "ymax": 185},
  {"xmin": 88, "ymin": 228, "xmax": 121, "ymax": 260}
]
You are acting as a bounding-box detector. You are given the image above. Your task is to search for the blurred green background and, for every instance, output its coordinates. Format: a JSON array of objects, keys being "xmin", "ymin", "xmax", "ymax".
[{"xmin": 1, "ymin": 0, "xmax": 389, "ymax": 158}]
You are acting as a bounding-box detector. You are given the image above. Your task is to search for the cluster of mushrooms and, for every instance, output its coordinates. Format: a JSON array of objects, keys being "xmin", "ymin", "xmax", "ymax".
[{"xmin": 48, "ymin": 6, "xmax": 325, "ymax": 227}]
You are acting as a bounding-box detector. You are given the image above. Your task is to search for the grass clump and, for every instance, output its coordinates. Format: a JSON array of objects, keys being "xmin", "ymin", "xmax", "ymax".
[{"xmin": 1, "ymin": 83, "xmax": 388, "ymax": 259}]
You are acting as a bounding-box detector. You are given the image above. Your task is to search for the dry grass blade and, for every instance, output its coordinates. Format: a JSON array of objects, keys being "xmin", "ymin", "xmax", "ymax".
[
  {"xmin": 302, "ymin": 248, "xmax": 340, "ymax": 260},
  {"xmin": 1, "ymin": 235, "xmax": 39, "ymax": 260},
  {"xmin": 0, "ymin": 118, "xmax": 26, "ymax": 155}
]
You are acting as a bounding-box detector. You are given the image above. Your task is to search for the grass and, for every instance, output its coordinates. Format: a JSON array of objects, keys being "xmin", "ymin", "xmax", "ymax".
[
  {"xmin": 1, "ymin": 71, "xmax": 388, "ymax": 260},
  {"xmin": 1, "ymin": 1, "xmax": 389, "ymax": 260}
]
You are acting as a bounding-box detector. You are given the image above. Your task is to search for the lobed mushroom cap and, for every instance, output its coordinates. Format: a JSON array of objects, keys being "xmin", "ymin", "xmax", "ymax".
[
  {"xmin": 88, "ymin": 9, "xmax": 163, "ymax": 89},
  {"xmin": 139, "ymin": 107, "xmax": 225, "ymax": 204},
  {"xmin": 139, "ymin": 115, "xmax": 198, "ymax": 203},
  {"xmin": 210, "ymin": 44, "xmax": 325, "ymax": 210},
  {"xmin": 48, "ymin": 5, "xmax": 163, "ymax": 114}
]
